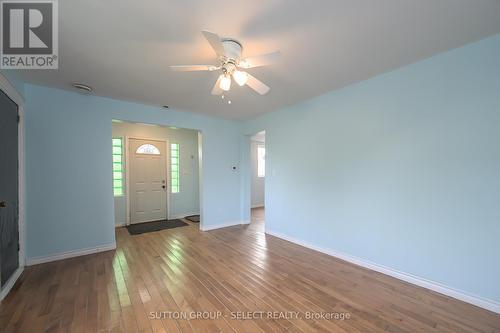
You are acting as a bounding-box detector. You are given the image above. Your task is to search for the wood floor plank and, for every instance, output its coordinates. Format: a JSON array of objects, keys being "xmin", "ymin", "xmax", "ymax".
[{"xmin": 1, "ymin": 208, "xmax": 499, "ymax": 332}]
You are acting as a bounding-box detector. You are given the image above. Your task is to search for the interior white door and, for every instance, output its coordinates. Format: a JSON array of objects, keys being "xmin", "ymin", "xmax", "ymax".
[{"xmin": 129, "ymin": 139, "xmax": 167, "ymax": 224}]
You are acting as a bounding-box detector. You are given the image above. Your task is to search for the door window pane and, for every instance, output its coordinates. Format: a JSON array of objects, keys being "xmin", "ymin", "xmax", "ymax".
[{"xmin": 136, "ymin": 144, "xmax": 160, "ymax": 155}]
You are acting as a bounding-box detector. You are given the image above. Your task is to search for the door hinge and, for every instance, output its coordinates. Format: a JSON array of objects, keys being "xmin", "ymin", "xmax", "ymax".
[
  {"xmin": 17, "ymin": 115, "xmax": 20, "ymax": 123},
  {"xmin": 17, "ymin": 242, "xmax": 20, "ymax": 251}
]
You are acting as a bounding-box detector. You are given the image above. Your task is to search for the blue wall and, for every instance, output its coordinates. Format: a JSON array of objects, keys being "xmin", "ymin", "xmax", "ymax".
[
  {"xmin": 14, "ymin": 33, "xmax": 500, "ymax": 305},
  {"xmin": 24, "ymin": 84, "xmax": 242, "ymax": 259},
  {"xmin": 244, "ymin": 35, "xmax": 500, "ymax": 303}
]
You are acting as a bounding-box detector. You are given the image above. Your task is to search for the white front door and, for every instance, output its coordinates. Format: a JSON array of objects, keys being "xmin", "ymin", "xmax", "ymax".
[{"xmin": 129, "ymin": 139, "xmax": 167, "ymax": 224}]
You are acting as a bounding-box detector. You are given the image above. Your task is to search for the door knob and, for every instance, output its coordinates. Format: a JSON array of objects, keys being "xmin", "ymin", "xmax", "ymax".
[{"xmin": 0, "ymin": 201, "xmax": 6, "ymax": 208}]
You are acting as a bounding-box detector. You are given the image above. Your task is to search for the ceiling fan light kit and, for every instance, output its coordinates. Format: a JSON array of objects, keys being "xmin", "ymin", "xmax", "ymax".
[
  {"xmin": 170, "ymin": 31, "xmax": 280, "ymax": 97},
  {"xmin": 233, "ymin": 70, "xmax": 248, "ymax": 86},
  {"xmin": 219, "ymin": 74, "xmax": 231, "ymax": 91}
]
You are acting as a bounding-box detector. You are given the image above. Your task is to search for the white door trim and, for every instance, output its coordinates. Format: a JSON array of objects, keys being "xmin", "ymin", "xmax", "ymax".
[
  {"xmin": 0, "ymin": 73, "xmax": 25, "ymax": 301},
  {"xmin": 197, "ymin": 132, "xmax": 204, "ymax": 231},
  {"xmin": 125, "ymin": 136, "xmax": 170, "ymax": 225}
]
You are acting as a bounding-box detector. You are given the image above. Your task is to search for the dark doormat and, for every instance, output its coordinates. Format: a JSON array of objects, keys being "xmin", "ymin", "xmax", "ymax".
[
  {"xmin": 185, "ymin": 215, "xmax": 200, "ymax": 223},
  {"xmin": 126, "ymin": 219, "xmax": 188, "ymax": 235}
]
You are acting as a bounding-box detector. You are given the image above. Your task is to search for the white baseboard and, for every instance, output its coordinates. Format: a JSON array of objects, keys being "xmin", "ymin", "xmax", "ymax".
[
  {"xmin": 0, "ymin": 266, "xmax": 24, "ymax": 302},
  {"xmin": 170, "ymin": 212, "xmax": 200, "ymax": 220},
  {"xmin": 26, "ymin": 242, "xmax": 117, "ymax": 266},
  {"xmin": 201, "ymin": 220, "xmax": 250, "ymax": 231},
  {"xmin": 265, "ymin": 229, "xmax": 500, "ymax": 314}
]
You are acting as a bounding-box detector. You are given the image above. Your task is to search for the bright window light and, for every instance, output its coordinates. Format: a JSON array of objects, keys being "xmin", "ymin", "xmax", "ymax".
[
  {"xmin": 171, "ymin": 143, "xmax": 180, "ymax": 193},
  {"xmin": 136, "ymin": 143, "xmax": 160, "ymax": 155},
  {"xmin": 112, "ymin": 138, "xmax": 124, "ymax": 196},
  {"xmin": 257, "ymin": 145, "xmax": 265, "ymax": 178}
]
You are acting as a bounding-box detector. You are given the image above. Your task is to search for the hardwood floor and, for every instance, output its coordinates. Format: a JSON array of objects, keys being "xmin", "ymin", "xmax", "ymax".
[{"xmin": 1, "ymin": 207, "xmax": 499, "ymax": 332}]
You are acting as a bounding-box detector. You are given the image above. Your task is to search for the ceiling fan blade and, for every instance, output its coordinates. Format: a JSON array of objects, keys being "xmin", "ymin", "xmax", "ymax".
[
  {"xmin": 170, "ymin": 65, "xmax": 219, "ymax": 72},
  {"xmin": 239, "ymin": 51, "xmax": 281, "ymax": 69},
  {"xmin": 202, "ymin": 31, "xmax": 225, "ymax": 57},
  {"xmin": 211, "ymin": 76, "xmax": 223, "ymax": 95},
  {"xmin": 246, "ymin": 73, "xmax": 270, "ymax": 95}
]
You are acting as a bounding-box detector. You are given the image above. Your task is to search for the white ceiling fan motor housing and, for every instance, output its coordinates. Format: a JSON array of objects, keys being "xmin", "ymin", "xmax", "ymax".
[{"xmin": 221, "ymin": 38, "xmax": 242, "ymax": 61}]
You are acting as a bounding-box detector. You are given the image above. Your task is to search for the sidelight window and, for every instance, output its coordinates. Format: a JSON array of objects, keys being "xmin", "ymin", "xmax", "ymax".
[
  {"xmin": 171, "ymin": 143, "xmax": 180, "ymax": 193},
  {"xmin": 112, "ymin": 138, "xmax": 124, "ymax": 196}
]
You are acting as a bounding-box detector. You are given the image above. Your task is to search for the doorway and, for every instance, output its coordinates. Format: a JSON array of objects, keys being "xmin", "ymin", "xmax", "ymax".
[
  {"xmin": 0, "ymin": 89, "xmax": 19, "ymax": 287},
  {"xmin": 250, "ymin": 131, "xmax": 265, "ymax": 228},
  {"xmin": 129, "ymin": 139, "xmax": 168, "ymax": 224},
  {"xmin": 111, "ymin": 120, "xmax": 201, "ymax": 228}
]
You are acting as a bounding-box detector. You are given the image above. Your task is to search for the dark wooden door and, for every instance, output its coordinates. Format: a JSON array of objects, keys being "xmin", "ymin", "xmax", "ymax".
[{"xmin": 0, "ymin": 89, "xmax": 19, "ymax": 286}]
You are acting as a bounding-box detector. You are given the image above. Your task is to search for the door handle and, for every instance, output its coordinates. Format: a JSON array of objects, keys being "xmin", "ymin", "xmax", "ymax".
[{"xmin": 0, "ymin": 201, "xmax": 6, "ymax": 208}]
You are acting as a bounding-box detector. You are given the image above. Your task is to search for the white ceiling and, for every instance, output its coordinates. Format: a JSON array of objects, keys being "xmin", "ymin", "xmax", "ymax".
[{"xmin": 6, "ymin": 0, "xmax": 500, "ymax": 119}]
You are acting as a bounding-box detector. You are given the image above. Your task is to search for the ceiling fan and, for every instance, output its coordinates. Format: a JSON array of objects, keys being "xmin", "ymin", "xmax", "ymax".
[{"xmin": 170, "ymin": 31, "xmax": 280, "ymax": 95}]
